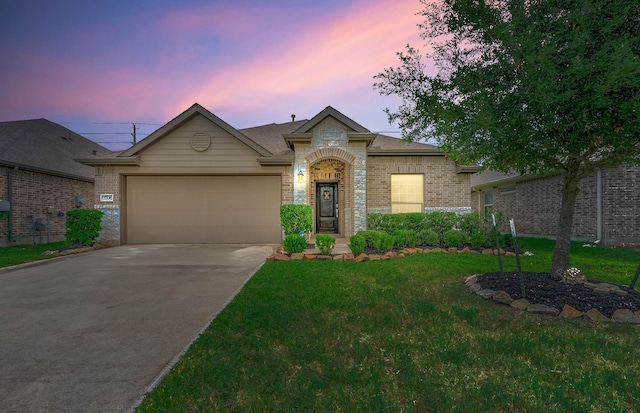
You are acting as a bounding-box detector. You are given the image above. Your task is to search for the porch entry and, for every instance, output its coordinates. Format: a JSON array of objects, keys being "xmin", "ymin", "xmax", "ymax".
[{"xmin": 316, "ymin": 182, "xmax": 338, "ymax": 233}]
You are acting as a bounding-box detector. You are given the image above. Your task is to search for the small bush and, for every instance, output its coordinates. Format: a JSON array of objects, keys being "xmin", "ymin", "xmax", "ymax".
[
  {"xmin": 65, "ymin": 209, "xmax": 104, "ymax": 246},
  {"xmin": 417, "ymin": 229, "xmax": 439, "ymax": 246},
  {"xmin": 503, "ymin": 233, "xmax": 522, "ymax": 250},
  {"xmin": 356, "ymin": 230, "xmax": 387, "ymax": 251},
  {"xmin": 349, "ymin": 234, "xmax": 366, "ymax": 255},
  {"xmin": 391, "ymin": 229, "xmax": 406, "ymax": 248},
  {"xmin": 443, "ymin": 230, "xmax": 462, "ymax": 248},
  {"xmin": 280, "ymin": 204, "xmax": 313, "ymax": 235},
  {"xmin": 283, "ymin": 234, "xmax": 307, "ymax": 253},
  {"xmin": 380, "ymin": 233, "xmax": 395, "ymax": 252},
  {"xmin": 315, "ymin": 234, "xmax": 336, "ymax": 255},
  {"xmin": 470, "ymin": 233, "xmax": 484, "ymax": 249}
]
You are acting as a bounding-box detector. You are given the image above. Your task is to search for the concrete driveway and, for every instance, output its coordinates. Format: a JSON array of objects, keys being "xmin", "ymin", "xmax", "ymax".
[{"xmin": 0, "ymin": 244, "xmax": 273, "ymax": 413}]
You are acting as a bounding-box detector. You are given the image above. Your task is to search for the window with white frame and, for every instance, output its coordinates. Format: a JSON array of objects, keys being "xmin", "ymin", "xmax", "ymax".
[{"xmin": 391, "ymin": 174, "xmax": 424, "ymax": 213}]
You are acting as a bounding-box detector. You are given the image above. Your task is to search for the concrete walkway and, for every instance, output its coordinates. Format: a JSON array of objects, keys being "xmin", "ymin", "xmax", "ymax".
[{"xmin": 0, "ymin": 244, "xmax": 273, "ymax": 413}]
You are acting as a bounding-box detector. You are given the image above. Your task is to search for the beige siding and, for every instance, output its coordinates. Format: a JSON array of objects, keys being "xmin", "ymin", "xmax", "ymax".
[{"xmin": 135, "ymin": 115, "xmax": 281, "ymax": 175}]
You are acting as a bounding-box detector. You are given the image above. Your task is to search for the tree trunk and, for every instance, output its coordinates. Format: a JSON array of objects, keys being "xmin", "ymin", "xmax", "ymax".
[{"xmin": 551, "ymin": 170, "xmax": 580, "ymax": 279}]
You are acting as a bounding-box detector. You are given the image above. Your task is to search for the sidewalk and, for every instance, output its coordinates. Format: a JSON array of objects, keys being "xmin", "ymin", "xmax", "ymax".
[{"xmin": 304, "ymin": 237, "xmax": 351, "ymax": 255}]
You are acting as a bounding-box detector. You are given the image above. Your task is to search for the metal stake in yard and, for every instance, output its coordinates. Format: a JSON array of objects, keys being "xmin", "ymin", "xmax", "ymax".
[
  {"xmin": 510, "ymin": 219, "xmax": 526, "ymax": 299},
  {"xmin": 492, "ymin": 213, "xmax": 503, "ymax": 274},
  {"xmin": 630, "ymin": 263, "xmax": 640, "ymax": 290}
]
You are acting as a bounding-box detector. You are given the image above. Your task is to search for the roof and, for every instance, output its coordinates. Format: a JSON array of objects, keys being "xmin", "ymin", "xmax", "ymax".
[
  {"xmin": 0, "ymin": 119, "xmax": 110, "ymax": 181},
  {"xmin": 240, "ymin": 120, "xmax": 308, "ymax": 156},
  {"xmin": 470, "ymin": 169, "xmax": 533, "ymax": 190}
]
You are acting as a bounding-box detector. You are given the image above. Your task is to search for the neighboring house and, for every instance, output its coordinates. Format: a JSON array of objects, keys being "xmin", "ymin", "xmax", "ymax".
[
  {"xmin": 470, "ymin": 166, "xmax": 640, "ymax": 245},
  {"xmin": 79, "ymin": 103, "xmax": 479, "ymax": 245},
  {"xmin": 0, "ymin": 119, "xmax": 109, "ymax": 246}
]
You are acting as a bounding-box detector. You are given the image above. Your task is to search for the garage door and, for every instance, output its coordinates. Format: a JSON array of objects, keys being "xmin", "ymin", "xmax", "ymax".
[{"xmin": 126, "ymin": 176, "xmax": 282, "ymax": 244}]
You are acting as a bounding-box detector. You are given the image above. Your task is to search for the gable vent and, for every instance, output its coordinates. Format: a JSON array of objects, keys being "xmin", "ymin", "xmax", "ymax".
[{"xmin": 191, "ymin": 133, "xmax": 211, "ymax": 152}]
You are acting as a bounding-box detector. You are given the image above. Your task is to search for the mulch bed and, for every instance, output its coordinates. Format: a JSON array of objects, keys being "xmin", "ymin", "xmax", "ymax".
[{"xmin": 477, "ymin": 272, "xmax": 640, "ymax": 318}]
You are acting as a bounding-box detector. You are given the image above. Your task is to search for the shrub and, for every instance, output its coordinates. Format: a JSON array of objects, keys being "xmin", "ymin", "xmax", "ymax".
[
  {"xmin": 283, "ymin": 234, "xmax": 307, "ymax": 253},
  {"xmin": 470, "ymin": 233, "xmax": 484, "ymax": 249},
  {"xmin": 65, "ymin": 209, "xmax": 104, "ymax": 246},
  {"xmin": 458, "ymin": 212, "xmax": 481, "ymax": 243},
  {"xmin": 417, "ymin": 229, "xmax": 439, "ymax": 246},
  {"xmin": 380, "ymin": 233, "xmax": 395, "ymax": 252},
  {"xmin": 356, "ymin": 230, "xmax": 387, "ymax": 251},
  {"xmin": 280, "ymin": 204, "xmax": 313, "ymax": 235},
  {"xmin": 349, "ymin": 234, "xmax": 366, "ymax": 255},
  {"xmin": 424, "ymin": 212, "xmax": 458, "ymax": 244},
  {"xmin": 443, "ymin": 230, "xmax": 463, "ymax": 248},
  {"xmin": 503, "ymin": 233, "xmax": 522, "ymax": 250},
  {"xmin": 391, "ymin": 229, "xmax": 406, "ymax": 248},
  {"xmin": 315, "ymin": 234, "xmax": 336, "ymax": 255}
]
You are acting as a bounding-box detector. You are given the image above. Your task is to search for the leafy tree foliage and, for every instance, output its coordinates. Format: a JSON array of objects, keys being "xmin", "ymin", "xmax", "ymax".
[{"xmin": 375, "ymin": 0, "xmax": 640, "ymax": 275}]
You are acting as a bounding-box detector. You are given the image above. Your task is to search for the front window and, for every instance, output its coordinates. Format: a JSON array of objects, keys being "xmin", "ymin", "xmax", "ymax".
[
  {"xmin": 391, "ymin": 174, "xmax": 424, "ymax": 213},
  {"xmin": 484, "ymin": 191, "xmax": 494, "ymax": 216}
]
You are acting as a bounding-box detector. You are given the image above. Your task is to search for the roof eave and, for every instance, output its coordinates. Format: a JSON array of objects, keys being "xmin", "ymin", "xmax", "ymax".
[
  {"xmin": 0, "ymin": 161, "xmax": 94, "ymax": 182},
  {"xmin": 367, "ymin": 148, "xmax": 445, "ymax": 156},
  {"xmin": 456, "ymin": 165, "xmax": 482, "ymax": 174},
  {"xmin": 257, "ymin": 155, "xmax": 294, "ymax": 166},
  {"xmin": 75, "ymin": 156, "xmax": 141, "ymax": 166}
]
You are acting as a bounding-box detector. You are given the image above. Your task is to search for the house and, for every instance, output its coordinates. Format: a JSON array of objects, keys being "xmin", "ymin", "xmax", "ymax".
[
  {"xmin": 470, "ymin": 166, "xmax": 640, "ymax": 246},
  {"xmin": 79, "ymin": 103, "xmax": 479, "ymax": 245},
  {"xmin": 0, "ymin": 119, "xmax": 109, "ymax": 246}
]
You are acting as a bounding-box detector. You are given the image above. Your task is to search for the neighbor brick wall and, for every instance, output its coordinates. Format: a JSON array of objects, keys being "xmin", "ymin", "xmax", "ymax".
[
  {"xmin": 367, "ymin": 156, "xmax": 472, "ymax": 214},
  {"xmin": 0, "ymin": 166, "xmax": 94, "ymax": 245},
  {"xmin": 472, "ymin": 165, "xmax": 640, "ymax": 244}
]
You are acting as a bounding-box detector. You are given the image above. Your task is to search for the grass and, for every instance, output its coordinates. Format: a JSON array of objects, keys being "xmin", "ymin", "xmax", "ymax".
[
  {"xmin": 0, "ymin": 241, "xmax": 69, "ymax": 268},
  {"xmin": 137, "ymin": 239, "xmax": 640, "ymax": 412}
]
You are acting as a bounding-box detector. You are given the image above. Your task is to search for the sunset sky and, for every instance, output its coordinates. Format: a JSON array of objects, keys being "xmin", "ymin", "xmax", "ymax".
[{"xmin": 0, "ymin": 0, "xmax": 430, "ymax": 150}]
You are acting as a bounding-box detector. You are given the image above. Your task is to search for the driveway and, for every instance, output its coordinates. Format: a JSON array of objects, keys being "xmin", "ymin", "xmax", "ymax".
[{"xmin": 0, "ymin": 244, "xmax": 273, "ymax": 413}]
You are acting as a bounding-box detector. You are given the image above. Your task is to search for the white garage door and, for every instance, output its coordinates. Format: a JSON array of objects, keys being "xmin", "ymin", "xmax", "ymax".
[{"xmin": 126, "ymin": 176, "xmax": 282, "ymax": 244}]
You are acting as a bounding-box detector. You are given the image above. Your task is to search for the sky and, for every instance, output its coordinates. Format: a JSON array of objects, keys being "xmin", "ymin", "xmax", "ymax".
[{"xmin": 0, "ymin": 0, "xmax": 431, "ymax": 151}]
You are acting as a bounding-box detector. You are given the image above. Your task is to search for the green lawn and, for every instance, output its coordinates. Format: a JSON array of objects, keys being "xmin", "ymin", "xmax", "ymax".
[
  {"xmin": 137, "ymin": 239, "xmax": 640, "ymax": 412},
  {"xmin": 0, "ymin": 241, "xmax": 69, "ymax": 268}
]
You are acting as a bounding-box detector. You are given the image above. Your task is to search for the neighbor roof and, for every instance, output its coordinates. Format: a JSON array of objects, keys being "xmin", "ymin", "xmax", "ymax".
[{"xmin": 0, "ymin": 119, "xmax": 109, "ymax": 181}]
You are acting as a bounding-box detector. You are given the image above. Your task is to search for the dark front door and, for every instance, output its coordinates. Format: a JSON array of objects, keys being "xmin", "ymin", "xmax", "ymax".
[{"xmin": 316, "ymin": 183, "xmax": 338, "ymax": 233}]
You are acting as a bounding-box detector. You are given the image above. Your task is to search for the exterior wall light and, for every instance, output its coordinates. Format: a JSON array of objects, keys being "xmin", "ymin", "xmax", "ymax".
[{"xmin": 297, "ymin": 170, "xmax": 305, "ymax": 183}]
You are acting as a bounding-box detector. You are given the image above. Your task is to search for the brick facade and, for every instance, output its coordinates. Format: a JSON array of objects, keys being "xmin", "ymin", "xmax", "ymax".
[
  {"xmin": 0, "ymin": 166, "xmax": 94, "ymax": 245},
  {"xmin": 367, "ymin": 156, "xmax": 472, "ymax": 214},
  {"xmin": 472, "ymin": 165, "xmax": 640, "ymax": 245}
]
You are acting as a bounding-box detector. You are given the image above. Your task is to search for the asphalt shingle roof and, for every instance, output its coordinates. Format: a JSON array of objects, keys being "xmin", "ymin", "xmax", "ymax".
[{"xmin": 0, "ymin": 119, "xmax": 110, "ymax": 181}]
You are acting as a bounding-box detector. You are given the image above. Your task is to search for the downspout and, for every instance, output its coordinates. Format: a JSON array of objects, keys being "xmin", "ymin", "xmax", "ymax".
[
  {"xmin": 596, "ymin": 169, "xmax": 602, "ymax": 243},
  {"xmin": 7, "ymin": 166, "xmax": 16, "ymax": 241}
]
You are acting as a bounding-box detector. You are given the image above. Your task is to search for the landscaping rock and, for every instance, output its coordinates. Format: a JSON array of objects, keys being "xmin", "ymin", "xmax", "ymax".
[
  {"xmin": 304, "ymin": 254, "xmax": 318, "ymax": 260},
  {"xmin": 317, "ymin": 255, "xmax": 333, "ymax": 261},
  {"xmin": 477, "ymin": 289, "xmax": 495, "ymax": 299},
  {"xmin": 355, "ymin": 253, "xmax": 369, "ymax": 262},
  {"xmin": 464, "ymin": 275, "xmax": 478, "ymax": 286},
  {"xmin": 560, "ymin": 305, "xmax": 583, "ymax": 318},
  {"xmin": 369, "ymin": 254, "xmax": 381, "ymax": 261},
  {"xmin": 612, "ymin": 309, "xmax": 640, "ymax": 324},
  {"xmin": 492, "ymin": 290, "xmax": 513, "ymax": 305},
  {"xmin": 385, "ymin": 251, "xmax": 399, "ymax": 259},
  {"xmin": 527, "ymin": 304, "xmax": 560, "ymax": 316},
  {"xmin": 510, "ymin": 298, "xmax": 530, "ymax": 310},
  {"xmin": 481, "ymin": 249, "xmax": 493, "ymax": 255},
  {"xmin": 432, "ymin": 248, "xmax": 445, "ymax": 253},
  {"xmin": 266, "ymin": 255, "xmax": 275, "ymax": 262},
  {"xmin": 505, "ymin": 252, "xmax": 516, "ymax": 257},
  {"xmin": 333, "ymin": 254, "xmax": 344, "ymax": 261},
  {"xmin": 274, "ymin": 253, "xmax": 290, "ymax": 261},
  {"xmin": 469, "ymin": 283, "xmax": 483, "ymax": 293},
  {"xmin": 344, "ymin": 253, "xmax": 355, "ymax": 262},
  {"xmin": 290, "ymin": 253, "xmax": 304, "ymax": 260},
  {"xmin": 584, "ymin": 308, "xmax": 610, "ymax": 322},
  {"xmin": 380, "ymin": 255, "xmax": 391, "ymax": 260},
  {"xmin": 460, "ymin": 247, "xmax": 471, "ymax": 254},
  {"xmin": 448, "ymin": 248, "xmax": 458, "ymax": 254}
]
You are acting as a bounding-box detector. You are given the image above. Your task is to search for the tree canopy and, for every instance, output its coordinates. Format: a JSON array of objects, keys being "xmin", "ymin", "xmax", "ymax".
[{"xmin": 375, "ymin": 0, "xmax": 640, "ymax": 274}]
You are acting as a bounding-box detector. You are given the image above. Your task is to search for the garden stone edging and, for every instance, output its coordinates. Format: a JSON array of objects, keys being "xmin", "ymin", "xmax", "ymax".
[
  {"xmin": 266, "ymin": 246, "xmax": 518, "ymax": 262},
  {"xmin": 464, "ymin": 274, "xmax": 640, "ymax": 324}
]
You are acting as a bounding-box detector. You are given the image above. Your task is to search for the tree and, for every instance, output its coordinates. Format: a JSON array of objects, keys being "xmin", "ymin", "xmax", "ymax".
[{"xmin": 375, "ymin": 0, "xmax": 640, "ymax": 277}]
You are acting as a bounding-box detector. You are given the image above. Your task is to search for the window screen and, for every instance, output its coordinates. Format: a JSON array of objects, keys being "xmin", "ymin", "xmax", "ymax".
[{"xmin": 391, "ymin": 174, "xmax": 424, "ymax": 213}]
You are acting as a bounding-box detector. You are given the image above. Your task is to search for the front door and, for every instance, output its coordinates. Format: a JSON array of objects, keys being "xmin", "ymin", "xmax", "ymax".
[{"xmin": 316, "ymin": 182, "xmax": 338, "ymax": 233}]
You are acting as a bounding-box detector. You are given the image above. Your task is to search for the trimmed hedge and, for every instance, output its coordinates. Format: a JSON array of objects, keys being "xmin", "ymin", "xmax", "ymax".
[{"xmin": 65, "ymin": 209, "xmax": 104, "ymax": 246}]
